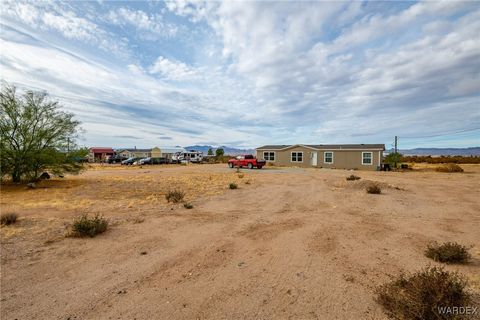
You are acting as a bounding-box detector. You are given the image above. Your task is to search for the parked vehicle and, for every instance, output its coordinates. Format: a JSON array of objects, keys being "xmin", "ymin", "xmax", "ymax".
[
  {"xmin": 228, "ymin": 155, "xmax": 266, "ymax": 169},
  {"xmin": 138, "ymin": 157, "xmax": 169, "ymax": 165},
  {"xmin": 108, "ymin": 155, "xmax": 128, "ymax": 164},
  {"xmin": 121, "ymin": 157, "xmax": 143, "ymax": 165},
  {"xmin": 172, "ymin": 151, "xmax": 203, "ymax": 163}
]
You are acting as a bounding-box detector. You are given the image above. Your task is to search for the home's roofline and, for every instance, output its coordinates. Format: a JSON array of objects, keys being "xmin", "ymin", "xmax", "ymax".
[{"xmin": 256, "ymin": 144, "xmax": 385, "ymax": 151}]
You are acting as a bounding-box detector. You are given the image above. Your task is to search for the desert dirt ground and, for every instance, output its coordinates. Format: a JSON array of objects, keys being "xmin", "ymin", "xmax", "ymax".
[{"xmin": 1, "ymin": 163, "xmax": 479, "ymax": 319}]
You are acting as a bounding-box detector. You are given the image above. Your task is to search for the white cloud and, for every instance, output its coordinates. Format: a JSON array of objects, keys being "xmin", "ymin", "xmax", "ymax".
[
  {"xmin": 148, "ymin": 56, "xmax": 198, "ymax": 81},
  {"xmin": 106, "ymin": 7, "xmax": 178, "ymax": 37}
]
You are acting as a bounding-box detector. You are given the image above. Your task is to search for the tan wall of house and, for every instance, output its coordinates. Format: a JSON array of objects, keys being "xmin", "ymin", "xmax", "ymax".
[
  {"xmin": 120, "ymin": 151, "xmax": 151, "ymax": 158},
  {"xmin": 257, "ymin": 148, "xmax": 382, "ymax": 171},
  {"xmin": 151, "ymin": 147, "xmax": 161, "ymax": 158}
]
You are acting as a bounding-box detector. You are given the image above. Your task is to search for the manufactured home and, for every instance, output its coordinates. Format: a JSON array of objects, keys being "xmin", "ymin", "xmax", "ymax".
[
  {"xmin": 256, "ymin": 144, "xmax": 385, "ymax": 170},
  {"xmin": 116, "ymin": 147, "xmax": 185, "ymax": 160}
]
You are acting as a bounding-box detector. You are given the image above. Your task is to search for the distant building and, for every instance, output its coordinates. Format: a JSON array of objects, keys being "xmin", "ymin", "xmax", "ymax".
[
  {"xmin": 117, "ymin": 148, "xmax": 153, "ymax": 159},
  {"xmin": 116, "ymin": 147, "xmax": 186, "ymax": 161},
  {"xmin": 256, "ymin": 144, "xmax": 385, "ymax": 170},
  {"xmin": 88, "ymin": 147, "xmax": 115, "ymax": 162}
]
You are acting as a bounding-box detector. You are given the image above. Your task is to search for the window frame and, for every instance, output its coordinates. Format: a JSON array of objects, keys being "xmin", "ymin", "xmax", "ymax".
[
  {"xmin": 362, "ymin": 152, "xmax": 373, "ymax": 165},
  {"xmin": 291, "ymin": 151, "xmax": 304, "ymax": 163},
  {"xmin": 324, "ymin": 151, "xmax": 334, "ymax": 164},
  {"xmin": 263, "ymin": 151, "xmax": 275, "ymax": 161}
]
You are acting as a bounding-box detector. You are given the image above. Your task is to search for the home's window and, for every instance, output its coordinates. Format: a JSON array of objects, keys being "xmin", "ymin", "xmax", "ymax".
[
  {"xmin": 324, "ymin": 152, "xmax": 333, "ymax": 164},
  {"xmin": 263, "ymin": 152, "xmax": 275, "ymax": 161},
  {"xmin": 362, "ymin": 152, "xmax": 373, "ymax": 165},
  {"xmin": 291, "ymin": 152, "xmax": 303, "ymax": 162}
]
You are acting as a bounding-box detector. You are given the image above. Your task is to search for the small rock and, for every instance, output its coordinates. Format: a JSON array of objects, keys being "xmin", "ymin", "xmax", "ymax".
[
  {"xmin": 27, "ymin": 182, "xmax": 36, "ymax": 189},
  {"xmin": 140, "ymin": 251, "xmax": 147, "ymax": 255},
  {"xmin": 237, "ymin": 261, "xmax": 245, "ymax": 267}
]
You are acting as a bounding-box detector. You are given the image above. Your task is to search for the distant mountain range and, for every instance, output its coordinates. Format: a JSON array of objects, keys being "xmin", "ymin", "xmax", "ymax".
[
  {"xmin": 388, "ymin": 147, "xmax": 480, "ymax": 156},
  {"xmin": 184, "ymin": 145, "xmax": 255, "ymax": 155},
  {"xmin": 185, "ymin": 145, "xmax": 480, "ymax": 156}
]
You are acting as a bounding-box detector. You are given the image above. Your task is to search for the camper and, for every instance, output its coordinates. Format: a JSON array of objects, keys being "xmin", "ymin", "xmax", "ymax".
[{"xmin": 172, "ymin": 151, "xmax": 204, "ymax": 163}]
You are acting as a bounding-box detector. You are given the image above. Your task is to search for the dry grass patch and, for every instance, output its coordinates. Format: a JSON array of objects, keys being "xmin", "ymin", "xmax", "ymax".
[
  {"xmin": 1, "ymin": 213, "xmax": 18, "ymax": 225},
  {"xmin": 70, "ymin": 214, "xmax": 108, "ymax": 237},
  {"xmin": 165, "ymin": 190, "xmax": 185, "ymax": 203},
  {"xmin": 376, "ymin": 266, "xmax": 473, "ymax": 320},
  {"xmin": 346, "ymin": 174, "xmax": 361, "ymax": 181},
  {"xmin": 436, "ymin": 164, "xmax": 464, "ymax": 173},
  {"xmin": 425, "ymin": 242, "xmax": 471, "ymax": 264},
  {"xmin": 366, "ymin": 183, "xmax": 381, "ymax": 194}
]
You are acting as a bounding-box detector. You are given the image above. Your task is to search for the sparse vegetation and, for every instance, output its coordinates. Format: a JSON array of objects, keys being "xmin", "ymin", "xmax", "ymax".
[
  {"xmin": 435, "ymin": 163, "xmax": 464, "ymax": 173},
  {"xmin": 245, "ymin": 179, "xmax": 251, "ymax": 185},
  {"xmin": 1, "ymin": 212, "xmax": 18, "ymax": 225},
  {"xmin": 71, "ymin": 214, "xmax": 108, "ymax": 237},
  {"xmin": 0, "ymin": 82, "xmax": 86, "ymax": 182},
  {"xmin": 376, "ymin": 266, "xmax": 472, "ymax": 320},
  {"xmin": 346, "ymin": 174, "xmax": 361, "ymax": 181},
  {"xmin": 238, "ymin": 173, "xmax": 244, "ymax": 178},
  {"xmin": 402, "ymin": 155, "xmax": 480, "ymax": 164},
  {"xmin": 165, "ymin": 190, "xmax": 185, "ymax": 203},
  {"xmin": 425, "ymin": 242, "xmax": 471, "ymax": 264},
  {"xmin": 229, "ymin": 182, "xmax": 238, "ymax": 189},
  {"xmin": 366, "ymin": 183, "xmax": 381, "ymax": 194},
  {"xmin": 184, "ymin": 203, "xmax": 193, "ymax": 209}
]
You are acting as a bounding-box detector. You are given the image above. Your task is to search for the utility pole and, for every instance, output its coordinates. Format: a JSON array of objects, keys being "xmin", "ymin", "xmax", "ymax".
[{"xmin": 394, "ymin": 136, "xmax": 398, "ymax": 169}]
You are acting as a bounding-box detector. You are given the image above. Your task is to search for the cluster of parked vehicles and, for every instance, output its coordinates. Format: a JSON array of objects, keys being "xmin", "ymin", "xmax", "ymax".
[
  {"xmin": 106, "ymin": 151, "xmax": 205, "ymax": 166},
  {"xmin": 104, "ymin": 151, "xmax": 266, "ymax": 169}
]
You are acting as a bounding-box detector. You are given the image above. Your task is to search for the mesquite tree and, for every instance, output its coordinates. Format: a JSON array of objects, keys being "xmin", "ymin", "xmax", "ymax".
[{"xmin": 0, "ymin": 83, "xmax": 86, "ymax": 182}]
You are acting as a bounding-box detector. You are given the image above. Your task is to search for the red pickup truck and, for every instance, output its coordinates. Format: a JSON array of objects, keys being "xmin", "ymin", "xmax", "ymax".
[{"xmin": 228, "ymin": 155, "xmax": 266, "ymax": 169}]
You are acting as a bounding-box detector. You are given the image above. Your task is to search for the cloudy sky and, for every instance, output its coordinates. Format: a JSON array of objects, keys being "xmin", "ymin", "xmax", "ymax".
[{"xmin": 1, "ymin": 0, "xmax": 479, "ymax": 149}]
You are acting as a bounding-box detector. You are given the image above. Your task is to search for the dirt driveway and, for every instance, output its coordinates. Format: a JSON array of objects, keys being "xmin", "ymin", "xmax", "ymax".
[{"xmin": 1, "ymin": 164, "xmax": 479, "ymax": 319}]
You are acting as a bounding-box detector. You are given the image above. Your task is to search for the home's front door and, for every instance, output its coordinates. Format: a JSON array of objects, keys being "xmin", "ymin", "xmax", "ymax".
[{"xmin": 311, "ymin": 152, "xmax": 318, "ymax": 166}]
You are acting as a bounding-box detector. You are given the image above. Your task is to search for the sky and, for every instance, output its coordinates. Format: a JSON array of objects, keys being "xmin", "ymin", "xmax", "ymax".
[{"xmin": 1, "ymin": 0, "xmax": 479, "ymax": 149}]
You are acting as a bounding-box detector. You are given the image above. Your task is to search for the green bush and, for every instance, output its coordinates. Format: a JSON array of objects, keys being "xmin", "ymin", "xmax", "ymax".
[
  {"xmin": 346, "ymin": 174, "xmax": 361, "ymax": 181},
  {"xmin": 0, "ymin": 213, "xmax": 18, "ymax": 225},
  {"xmin": 376, "ymin": 266, "xmax": 472, "ymax": 320},
  {"xmin": 71, "ymin": 214, "xmax": 108, "ymax": 237},
  {"xmin": 165, "ymin": 190, "xmax": 185, "ymax": 203},
  {"xmin": 366, "ymin": 183, "xmax": 381, "ymax": 194},
  {"xmin": 229, "ymin": 182, "xmax": 238, "ymax": 189},
  {"xmin": 425, "ymin": 242, "xmax": 471, "ymax": 264}
]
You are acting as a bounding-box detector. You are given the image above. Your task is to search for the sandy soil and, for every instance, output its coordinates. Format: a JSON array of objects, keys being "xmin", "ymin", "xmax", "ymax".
[{"xmin": 1, "ymin": 163, "xmax": 479, "ymax": 319}]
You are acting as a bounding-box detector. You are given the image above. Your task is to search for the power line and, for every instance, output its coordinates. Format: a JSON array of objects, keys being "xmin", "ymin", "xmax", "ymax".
[{"xmin": 399, "ymin": 127, "xmax": 480, "ymax": 139}]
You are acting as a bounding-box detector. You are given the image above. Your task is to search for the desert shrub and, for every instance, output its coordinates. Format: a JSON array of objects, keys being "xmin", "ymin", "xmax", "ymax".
[
  {"xmin": 346, "ymin": 174, "xmax": 361, "ymax": 181},
  {"xmin": 238, "ymin": 173, "xmax": 244, "ymax": 178},
  {"xmin": 0, "ymin": 213, "xmax": 18, "ymax": 225},
  {"xmin": 366, "ymin": 183, "xmax": 381, "ymax": 194},
  {"xmin": 376, "ymin": 266, "xmax": 472, "ymax": 320},
  {"xmin": 71, "ymin": 214, "xmax": 108, "ymax": 237},
  {"xmin": 425, "ymin": 242, "xmax": 471, "ymax": 264},
  {"xmin": 165, "ymin": 190, "xmax": 185, "ymax": 203},
  {"xmin": 402, "ymin": 155, "xmax": 480, "ymax": 164},
  {"xmin": 245, "ymin": 180, "xmax": 251, "ymax": 185},
  {"xmin": 183, "ymin": 203, "xmax": 193, "ymax": 209},
  {"xmin": 435, "ymin": 164, "xmax": 464, "ymax": 173},
  {"xmin": 229, "ymin": 182, "xmax": 238, "ymax": 189}
]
